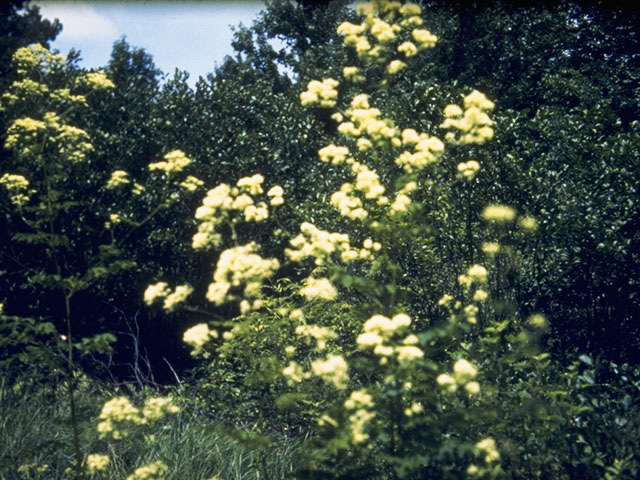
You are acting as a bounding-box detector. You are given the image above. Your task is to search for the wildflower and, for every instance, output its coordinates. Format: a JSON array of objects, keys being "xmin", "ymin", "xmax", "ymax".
[
  {"xmin": 237, "ymin": 173, "xmax": 264, "ymax": 195},
  {"xmin": 468, "ymin": 264, "xmax": 488, "ymax": 282},
  {"xmin": 144, "ymin": 282, "xmax": 170, "ymax": 305},
  {"xmin": 267, "ymin": 185, "xmax": 284, "ymax": 206},
  {"xmin": 318, "ymin": 144, "xmax": 350, "ymax": 164},
  {"xmin": 0, "ymin": 173, "xmax": 31, "ymax": 206},
  {"xmin": 343, "ymin": 66, "xmax": 359, "ymax": 77},
  {"xmin": 390, "ymin": 193, "xmax": 411, "ymax": 214},
  {"xmin": 311, "ymin": 354, "xmax": 349, "ymax": 389},
  {"xmin": 519, "ymin": 216, "xmax": 538, "ymax": 231},
  {"xmin": 183, "ymin": 323, "xmax": 218, "ymax": 349},
  {"xmin": 482, "ymin": 204, "xmax": 516, "ymax": 223},
  {"xmin": 482, "ymin": 242, "xmax": 500, "ymax": 254},
  {"xmin": 444, "ymin": 104, "xmax": 463, "ymax": 117},
  {"xmin": 400, "ymin": 3, "xmax": 421, "ymax": 15},
  {"xmin": 142, "ymin": 397, "xmax": 179, "ymax": 420},
  {"xmin": 148, "ymin": 150, "xmax": 191, "ymax": 173},
  {"xmin": 126, "ymin": 461, "xmax": 168, "ymax": 480},
  {"xmin": 465, "ymin": 381, "xmax": 481, "ymax": 394},
  {"xmin": 344, "ymin": 390, "xmax": 373, "ymax": 409},
  {"xmin": 349, "ymin": 408, "xmax": 375, "ymax": 443},
  {"xmin": 457, "ymin": 160, "xmax": 481, "ymax": 180},
  {"xmin": 84, "ymin": 71, "xmax": 115, "ymax": 89},
  {"xmin": 97, "ymin": 397, "xmax": 143, "ymax": 439},
  {"xmin": 106, "ymin": 170, "xmax": 130, "ymax": 189},
  {"xmin": 363, "ymin": 314, "xmax": 394, "ymax": 333},
  {"xmin": 295, "ymin": 324, "xmax": 336, "ymax": 350},
  {"xmin": 387, "ymin": 60, "xmax": 407, "ymax": 75},
  {"xmin": 356, "ymin": 331, "xmax": 384, "ymax": 347},
  {"xmin": 86, "ymin": 454, "xmax": 110, "ymax": 474},
  {"xmin": 244, "ymin": 204, "xmax": 269, "ymax": 222},
  {"xmin": 396, "ymin": 345, "xmax": 424, "ymax": 362},
  {"xmin": 528, "ymin": 314, "xmax": 548, "ymax": 329},
  {"xmin": 453, "ymin": 358, "xmax": 478, "ymax": 382},
  {"xmin": 438, "ymin": 294, "xmax": 453, "ymax": 305},
  {"xmin": 412, "ymin": 28, "xmax": 437, "ymax": 48},
  {"xmin": 464, "ymin": 90, "xmax": 495, "ymax": 110},
  {"xmin": 371, "ymin": 18, "xmax": 395, "ymax": 43},
  {"xmin": 300, "ymin": 277, "xmax": 338, "ymax": 301},
  {"xmin": 163, "ymin": 284, "xmax": 193, "ymax": 311},
  {"xmin": 473, "ymin": 289, "xmax": 488, "ymax": 302},
  {"xmin": 180, "ymin": 175, "xmax": 204, "ymax": 192},
  {"xmin": 283, "ymin": 361, "xmax": 305, "ymax": 383},
  {"xmin": 300, "ymin": 78, "xmax": 339, "ymax": 108},
  {"xmin": 436, "ymin": 373, "xmax": 457, "ymax": 392},
  {"xmin": 476, "ymin": 437, "xmax": 500, "ymax": 463}
]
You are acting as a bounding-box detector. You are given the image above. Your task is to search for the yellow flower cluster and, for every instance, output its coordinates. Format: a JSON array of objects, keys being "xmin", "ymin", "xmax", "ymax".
[
  {"xmin": 4, "ymin": 117, "xmax": 45, "ymax": 151},
  {"xmin": 528, "ymin": 313, "xmax": 548, "ymax": 330},
  {"xmin": 337, "ymin": 0, "xmax": 436, "ymax": 77},
  {"xmin": 311, "ymin": 354, "xmax": 349, "ymax": 389},
  {"xmin": 482, "ymin": 204, "xmax": 516, "ymax": 223},
  {"xmin": 283, "ymin": 361, "xmax": 307, "ymax": 383},
  {"xmin": 458, "ymin": 264, "xmax": 488, "ymax": 288},
  {"xmin": 51, "ymin": 87, "xmax": 88, "ymax": 106},
  {"xmin": 106, "ymin": 170, "xmax": 130, "ymax": 189},
  {"xmin": 389, "ymin": 180, "xmax": 417, "ymax": 215},
  {"xmin": 14, "ymin": 112, "xmax": 93, "ymax": 163},
  {"xmin": 0, "ymin": 173, "xmax": 31, "ymax": 206},
  {"xmin": 519, "ymin": 216, "xmax": 538, "ymax": 231},
  {"xmin": 436, "ymin": 358, "xmax": 480, "ymax": 394},
  {"xmin": 346, "ymin": 396, "xmax": 376, "ymax": 444},
  {"xmin": 286, "ymin": 222, "xmax": 365, "ymax": 264},
  {"xmin": 395, "ymin": 129, "xmax": 445, "ymax": 173},
  {"xmin": 183, "ymin": 323, "xmax": 219, "ymax": 351},
  {"xmin": 98, "ymin": 397, "xmax": 144, "ymax": 439},
  {"xmin": 84, "ymin": 71, "xmax": 115, "ymax": 90},
  {"xmin": 143, "ymin": 282, "xmax": 193, "ymax": 311},
  {"xmin": 440, "ymin": 90, "xmax": 495, "ymax": 144},
  {"xmin": 476, "ymin": 437, "xmax": 500, "ymax": 463},
  {"xmin": 318, "ymin": 144, "xmax": 350, "ymax": 164},
  {"xmin": 86, "ymin": 454, "xmax": 110, "ymax": 474},
  {"xmin": 356, "ymin": 313, "xmax": 423, "ymax": 364},
  {"xmin": 284, "ymin": 351, "xmax": 348, "ymax": 389},
  {"xmin": 299, "ymin": 277, "xmax": 338, "ymax": 301},
  {"xmin": 482, "ymin": 242, "xmax": 500, "ymax": 256},
  {"xmin": 11, "ymin": 44, "xmax": 65, "ymax": 76},
  {"xmin": 339, "ymin": 94, "xmax": 399, "ymax": 146},
  {"xmin": 97, "ymin": 396, "xmax": 178, "ymax": 439},
  {"xmin": 330, "ymin": 183, "xmax": 368, "ymax": 220},
  {"xmin": 148, "ymin": 149, "xmax": 192, "ymax": 173},
  {"xmin": 344, "ymin": 389, "xmax": 374, "ymax": 410},
  {"xmin": 192, "ymin": 176, "xmax": 278, "ymax": 249},
  {"xmin": 266, "ymin": 185, "xmax": 284, "ymax": 206},
  {"xmin": 325, "ymin": 151, "xmax": 389, "ymax": 219},
  {"xmin": 343, "ymin": 66, "xmax": 365, "ymax": 83},
  {"xmin": 295, "ymin": 324, "xmax": 337, "ymax": 350},
  {"xmin": 206, "ymin": 242, "xmax": 279, "ymax": 313},
  {"xmin": 300, "ymin": 78, "xmax": 339, "ymax": 107},
  {"xmin": 126, "ymin": 461, "xmax": 168, "ymax": 480},
  {"xmin": 457, "ymin": 159, "xmax": 480, "ymax": 180},
  {"xmin": 179, "ymin": 175, "xmax": 204, "ymax": 192}
]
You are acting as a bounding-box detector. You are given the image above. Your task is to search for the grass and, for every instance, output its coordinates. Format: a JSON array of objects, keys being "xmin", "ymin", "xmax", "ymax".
[{"xmin": 0, "ymin": 370, "xmax": 300, "ymax": 480}]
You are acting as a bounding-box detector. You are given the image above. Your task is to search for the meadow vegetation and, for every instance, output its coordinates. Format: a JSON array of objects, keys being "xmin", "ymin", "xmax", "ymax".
[{"xmin": 1, "ymin": 0, "xmax": 639, "ymax": 479}]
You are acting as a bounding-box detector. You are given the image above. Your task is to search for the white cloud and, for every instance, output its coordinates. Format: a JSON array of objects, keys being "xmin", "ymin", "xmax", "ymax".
[{"xmin": 36, "ymin": 2, "xmax": 117, "ymax": 39}]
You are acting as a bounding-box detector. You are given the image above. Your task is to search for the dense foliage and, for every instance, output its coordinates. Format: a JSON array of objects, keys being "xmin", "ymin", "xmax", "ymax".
[{"xmin": 1, "ymin": 0, "xmax": 639, "ymax": 479}]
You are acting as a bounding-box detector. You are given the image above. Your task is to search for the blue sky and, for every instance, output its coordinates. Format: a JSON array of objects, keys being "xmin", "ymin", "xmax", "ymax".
[{"xmin": 34, "ymin": 1, "xmax": 267, "ymax": 86}]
